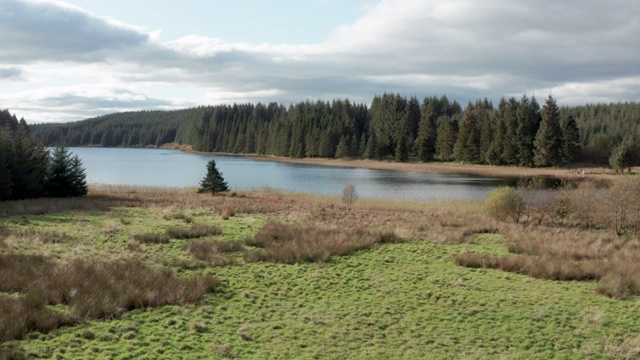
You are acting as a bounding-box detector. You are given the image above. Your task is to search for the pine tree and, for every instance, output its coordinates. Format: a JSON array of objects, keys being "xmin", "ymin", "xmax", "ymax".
[
  {"xmin": 0, "ymin": 127, "xmax": 13, "ymax": 200},
  {"xmin": 70, "ymin": 155, "xmax": 88, "ymax": 196},
  {"xmin": 198, "ymin": 159, "xmax": 229, "ymax": 195},
  {"xmin": 561, "ymin": 115, "xmax": 581, "ymax": 164},
  {"xmin": 501, "ymin": 97, "xmax": 519, "ymax": 165},
  {"xmin": 395, "ymin": 132, "xmax": 409, "ymax": 162},
  {"xmin": 335, "ymin": 135, "xmax": 350, "ymax": 158},
  {"xmin": 364, "ymin": 131, "xmax": 379, "ymax": 160},
  {"xmin": 454, "ymin": 104, "xmax": 480, "ymax": 163},
  {"xmin": 416, "ymin": 103, "xmax": 437, "ymax": 162},
  {"xmin": 515, "ymin": 94, "xmax": 540, "ymax": 166},
  {"xmin": 436, "ymin": 117, "xmax": 457, "ymax": 161},
  {"xmin": 534, "ymin": 95, "xmax": 563, "ymax": 167},
  {"xmin": 46, "ymin": 145, "xmax": 74, "ymax": 197}
]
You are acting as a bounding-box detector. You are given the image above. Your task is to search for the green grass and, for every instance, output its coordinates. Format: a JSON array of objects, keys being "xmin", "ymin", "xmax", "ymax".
[{"xmin": 1, "ymin": 201, "xmax": 639, "ymax": 359}]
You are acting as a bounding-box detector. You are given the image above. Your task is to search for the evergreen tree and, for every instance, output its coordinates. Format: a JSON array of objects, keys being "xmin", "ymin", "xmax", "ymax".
[
  {"xmin": 70, "ymin": 155, "xmax": 88, "ymax": 196},
  {"xmin": 0, "ymin": 127, "xmax": 13, "ymax": 200},
  {"xmin": 515, "ymin": 94, "xmax": 540, "ymax": 166},
  {"xmin": 335, "ymin": 135, "xmax": 350, "ymax": 158},
  {"xmin": 561, "ymin": 115, "xmax": 581, "ymax": 164},
  {"xmin": 395, "ymin": 132, "xmax": 409, "ymax": 162},
  {"xmin": 436, "ymin": 117, "xmax": 457, "ymax": 161},
  {"xmin": 609, "ymin": 141, "xmax": 639, "ymax": 173},
  {"xmin": 486, "ymin": 98, "xmax": 507, "ymax": 165},
  {"xmin": 501, "ymin": 97, "xmax": 519, "ymax": 165},
  {"xmin": 416, "ymin": 101, "xmax": 438, "ymax": 162},
  {"xmin": 454, "ymin": 104, "xmax": 480, "ymax": 163},
  {"xmin": 198, "ymin": 159, "xmax": 229, "ymax": 195},
  {"xmin": 478, "ymin": 108, "xmax": 493, "ymax": 163},
  {"xmin": 534, "ymin": 95, "xmax": 563, "ymax": 167},
  {"xmin": 11, "ymin": 127, "xmax": 48, "ymax": 199},
  {"xmin": 46, "ymin": 145, "xmax": 74, "ymax": 197},
  {"xmin": 364, "ymin": 131, "xmax": 380, "ymax": 160}
]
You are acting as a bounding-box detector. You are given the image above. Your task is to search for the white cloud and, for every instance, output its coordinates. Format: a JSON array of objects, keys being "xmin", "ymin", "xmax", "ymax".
[{"xmin": 1, "ymin": 0, "xmax": 639, "ymax": 122}]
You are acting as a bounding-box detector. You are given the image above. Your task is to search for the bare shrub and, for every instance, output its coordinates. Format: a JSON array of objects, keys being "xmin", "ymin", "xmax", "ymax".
[
  {"xmin": 569, "ymin": 181, "xmax": 602, "ymax": 228},
  {"xmin": 604, "ymin": 176, "xmax": 640, "ymax": 235},
  {"xmin": 484, "ymin": 187, "xmax": 524, "ymax": 222},
  {"xmin": 133, "ymin": 232, "xmax": 170, "ymax": 244},
  {"xmin": 342, "ymin": 184, "xmax": 358, "ymax": 208},
  {"xmin": 243, "ymin": 221, "xmax": 395, "ymax": 264},
  {"xmin": 166, "ymin": 224, "xmax": 222, "ymax": 239}
]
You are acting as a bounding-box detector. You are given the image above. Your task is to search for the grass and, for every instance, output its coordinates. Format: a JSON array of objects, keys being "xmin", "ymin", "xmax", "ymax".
[{"xmin": 1, "ymin": 186, "xmax": 640, "ymax": 358}]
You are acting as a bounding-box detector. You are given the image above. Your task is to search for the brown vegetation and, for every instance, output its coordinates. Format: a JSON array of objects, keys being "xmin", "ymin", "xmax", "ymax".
[
  {"xmin": 243, "ymin": 221, "xmax": 401, "ymax": 264},
  {"xmin": 187, "ymin": 239, "xmax": 243, "ymax": 265},
  {"xmin": 0, "ymin": 254, "xmax": 219, "ymax": 342},
  {"xmin": 166, "ymin": 224, "xmax": 223, "ymax": 239}
]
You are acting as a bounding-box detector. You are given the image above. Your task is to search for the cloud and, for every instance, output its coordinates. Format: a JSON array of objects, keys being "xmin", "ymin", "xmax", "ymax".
[
  {"xmin": 0, "ymin": 0, "xmax": 149, "ymax": 62},
  {"xmin": 2, "ymin": 0, "xmax": 639, "ymax": 122},
  {"xmin": 0, "ymin": 67, "xmax": 24, "ymax": 80},
  {"xmin": 1, "ymin": 85, "xmax": 191, "ymax": 123}
]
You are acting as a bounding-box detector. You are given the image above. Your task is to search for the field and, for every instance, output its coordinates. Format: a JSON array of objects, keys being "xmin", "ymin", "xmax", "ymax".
[{"xmin": 1, "ymin": 185, "xmax": 640, "ymax": 359}]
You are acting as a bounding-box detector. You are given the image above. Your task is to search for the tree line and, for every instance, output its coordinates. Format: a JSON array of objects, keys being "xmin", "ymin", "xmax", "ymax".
[
  {"xmin": 29, "ymin": 94, "xmax": 640, "ymax": 168},
  {"xmin": 0, "ymin": 110, "xmax": 88, "ymax": 201}
]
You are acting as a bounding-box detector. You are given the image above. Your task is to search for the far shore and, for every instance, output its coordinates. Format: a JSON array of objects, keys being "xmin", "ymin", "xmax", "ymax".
[{"xmin": 158, "ymin": 142, "xmax": 624, "ymax": 180}]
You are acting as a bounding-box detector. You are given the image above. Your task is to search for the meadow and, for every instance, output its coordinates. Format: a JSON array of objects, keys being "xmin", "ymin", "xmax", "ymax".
[{"xmin": 1, "ymin": 184, "xmax": 639, "ymax": 359}]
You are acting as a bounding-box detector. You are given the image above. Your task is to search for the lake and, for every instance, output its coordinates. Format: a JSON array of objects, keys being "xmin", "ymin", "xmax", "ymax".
[{"xmin": 69, "ymin": 147, "xmax": 515, "ymax": 202}]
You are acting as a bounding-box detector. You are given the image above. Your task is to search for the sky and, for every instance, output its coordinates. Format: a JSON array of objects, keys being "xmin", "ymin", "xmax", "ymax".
[{"xmin": 1, "ymin": 0, "xmax": 639, "ymax": 123}]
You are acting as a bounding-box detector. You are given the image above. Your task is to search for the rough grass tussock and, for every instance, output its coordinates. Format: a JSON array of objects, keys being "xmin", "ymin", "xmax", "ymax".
[
  {"xmin": 456, "ymin": 225, "xmax": 640, "ymax": 298},
  {"xmin": 0, "ymin": 254, "xmax": 220, "ymax": 342},
  {"xmin": 243, "ymin": 221, "xmax": 400, "ymax": 264},
  {"xmin": 133, "ymin": 232, "xmax": 170, "ymax": 244},
  {"xmin": 187, "ymin": 239, "xmax": 243, "ymax": 266},
  {"xmin": 166, "ymin": 224, "xmax": 223, "ymax": 239}
]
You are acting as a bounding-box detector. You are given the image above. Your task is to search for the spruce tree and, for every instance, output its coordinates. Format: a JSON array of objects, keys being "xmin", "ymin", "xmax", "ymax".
[
  {"xmin": 198, "ymin": 159, "xmax": 228, "ymax": 195},
  {"xmin": 335, "ymin": 135, "xmax": 350, "ymax": 158},
  {"xmin": 70, "ymin": 155, "xmax": 88, "ymax": 196},
  {"xmin": 416, "ymin": 103, "xmax": 437, "ymax": 162},
  {"xmin": 436, "ymin": 117, "xmax": 457, "ymax": 161},
  {"xmin": 561, "ymin": 115, "xmax": 581, "ymax": 164},
  {"xmin": 46, "ymin": 145, "xmax": 74, "ymax": 197},
  {"xmin": 501, "ymin": 97, "xmax": 519, "ymax": 165},
  {"xmin": 454, "ymin": 104, "xmax": 480, "ymax": 163},
  {"xmin": 534, "ymin": 95, "xmax": 563, "ymax": 167}
]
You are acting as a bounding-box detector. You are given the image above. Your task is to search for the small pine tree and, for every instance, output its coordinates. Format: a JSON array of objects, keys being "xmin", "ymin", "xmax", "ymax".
[
  {"xmin": 46, "ymin": 145, "xmax": 74, "ymax": 197},
  {"xmin": 198, "ymin": 159, "xmax": 228, "ymax": 195},
  {"xmin": 70, "ymin": 155, "xmax": 88, "ymax": 196},
  {"xmin": 534, "ymin": 95, "xmax": 563, "ymax": 167}
]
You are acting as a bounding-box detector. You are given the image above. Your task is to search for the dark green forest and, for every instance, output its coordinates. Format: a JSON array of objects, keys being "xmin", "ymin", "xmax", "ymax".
[
  {"xmin": 28, "ymin": 94, "xmax": 640, "ymax": 168},
  {"xmin": 0, "ymin": 110, "xmax": 87, "ymax": 201}
]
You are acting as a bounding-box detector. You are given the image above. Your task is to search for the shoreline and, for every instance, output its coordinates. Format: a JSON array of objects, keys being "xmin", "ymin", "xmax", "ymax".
[{"xmin": 145, "ymin": 143, "xmax": 623, "ymax": 180}]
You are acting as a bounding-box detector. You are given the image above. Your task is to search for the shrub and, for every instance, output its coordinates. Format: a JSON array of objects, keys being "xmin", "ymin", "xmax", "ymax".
[
  {"xmin": 484, "ymin": 187, "xmax": 524, "ymax": 222},
  {"xmin": 342, "ymin": 184, "xmax": 358, "ymax": 208}
]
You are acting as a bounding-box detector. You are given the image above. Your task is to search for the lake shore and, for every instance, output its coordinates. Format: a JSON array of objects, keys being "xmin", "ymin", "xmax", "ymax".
[{"xmin": 160, "ymin": 142, "xmax": 621, "ymax": 180}]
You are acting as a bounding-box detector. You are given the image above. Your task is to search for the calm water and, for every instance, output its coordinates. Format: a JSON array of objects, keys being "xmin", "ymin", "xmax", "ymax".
[{"xmin": 69, "ymin": 147, "xmax": 515, "ymax": 201}]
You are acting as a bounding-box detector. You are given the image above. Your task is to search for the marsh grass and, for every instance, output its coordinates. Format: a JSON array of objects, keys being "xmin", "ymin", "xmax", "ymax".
[
  {"xmin": 187, "ymin": 239, "xmax": 243, "ymax": 266},
  {"xmin": 455, "ymin": 225, "xmax": 640, "ymax": 299},
  {"xmin": 0, "ymin": 254, "xmax": 220, "ymax": 342},
  {"xmin": 166, "ymin": 224, "xmax": 223, "ymax": 239},
  {"xmin": 243, "ymin": 221, "xmax": 401, "ymax": 264},
  {"xmin": 133, "ymin": 232, "xmax": 170, "ymax": 244}
]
